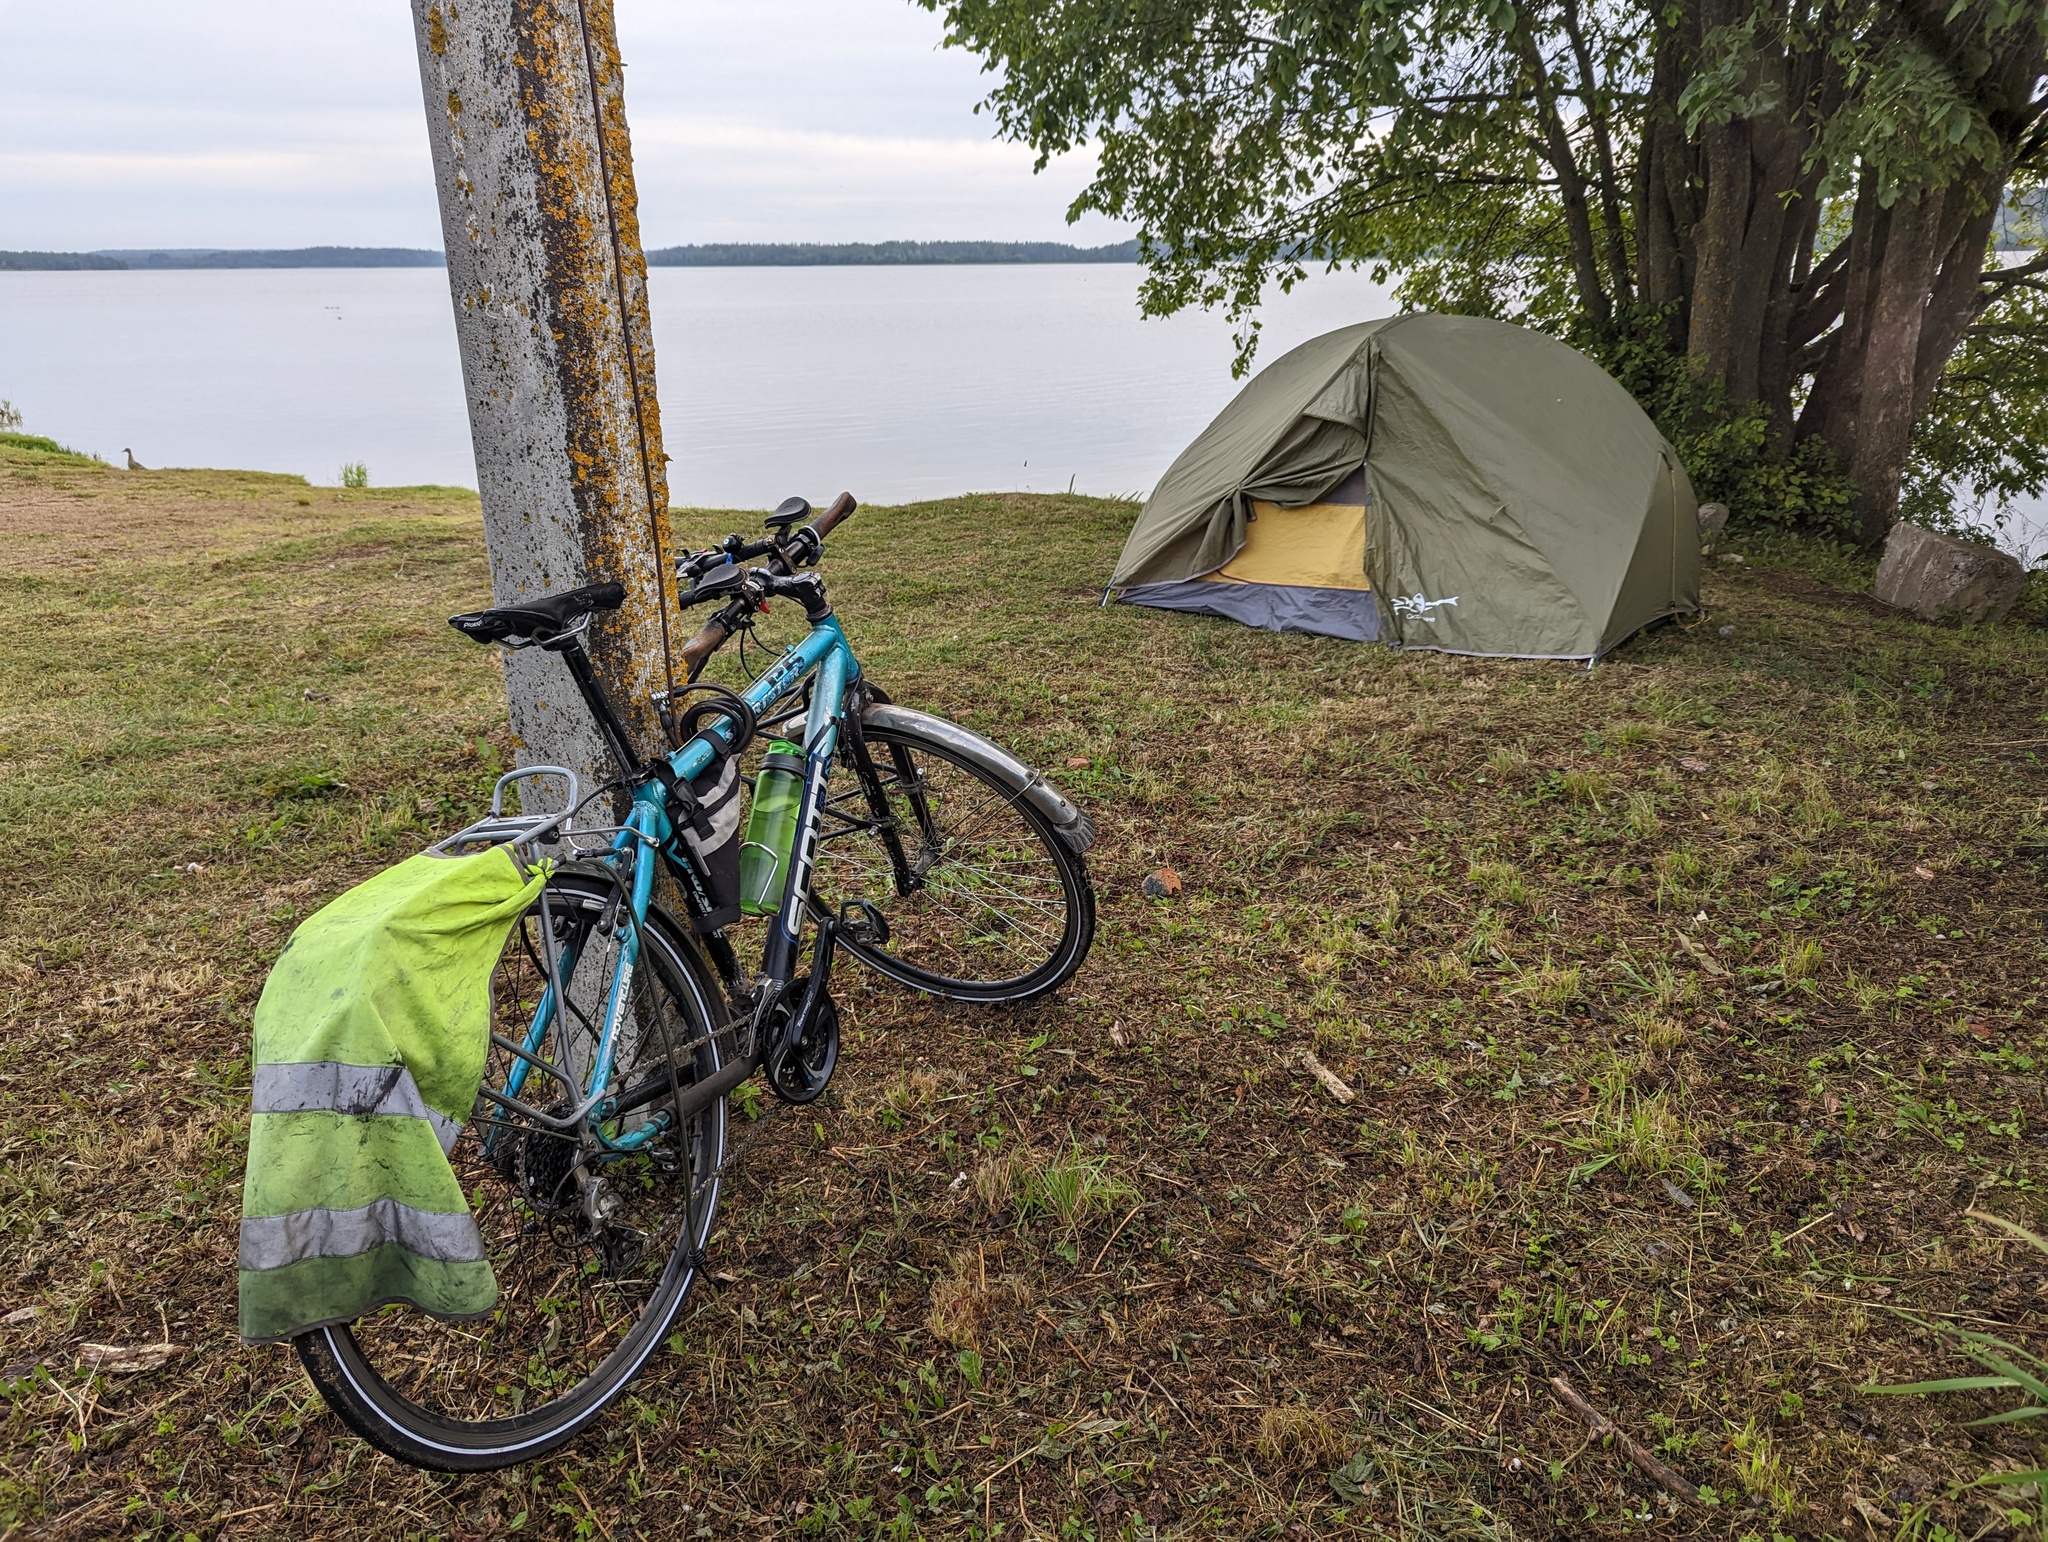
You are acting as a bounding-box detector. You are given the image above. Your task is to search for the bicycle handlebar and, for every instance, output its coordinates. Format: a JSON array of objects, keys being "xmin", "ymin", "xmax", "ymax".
[
  {"xmin": 673, "ymin": 492, "xmax": 856, "ymax": 680},
  {"xmin": 680, "ymin": 615, "xmax": 732, "ymax": 679},
  {"xmin": 810, "ymin": 491, "xmax": 857, "ymax": 539}
]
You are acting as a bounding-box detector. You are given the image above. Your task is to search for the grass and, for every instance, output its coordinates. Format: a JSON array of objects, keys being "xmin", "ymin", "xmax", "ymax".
[
  {"xmin": 0, "ymin": 431, "xmax": 97, "ymax": 465},
  {"xmin": 2, "ymin": 437, "xmax": 2047, "ymax": 1537}
]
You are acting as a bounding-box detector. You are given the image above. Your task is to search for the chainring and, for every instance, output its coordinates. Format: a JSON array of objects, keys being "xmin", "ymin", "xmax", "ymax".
[{"xmin": 765, "ymin": 973, "xmax": 840, "ymax": 1105}]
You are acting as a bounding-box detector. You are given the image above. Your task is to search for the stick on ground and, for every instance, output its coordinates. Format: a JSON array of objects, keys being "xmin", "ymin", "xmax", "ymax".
[
  {"xmin": 1548, "ymin": 1375, "xmax": 1700, "ymax": 1506},
  {"xmin": 1298, "ymin": 1050, "xmax": 1356, "ymax": 1104}
]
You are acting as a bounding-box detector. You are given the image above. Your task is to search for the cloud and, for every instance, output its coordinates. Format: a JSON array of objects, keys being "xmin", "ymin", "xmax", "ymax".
[
  {"xmin": 0, "ymin": 148, "xmax": 396, "ymax": 190},
  {"xmin": 0, "ymin": 0, "xmax": 1124, "ymax": 249},
  {"xmin": 625, "ymin": 118, "xmax": 1105, "ymax": 243}
]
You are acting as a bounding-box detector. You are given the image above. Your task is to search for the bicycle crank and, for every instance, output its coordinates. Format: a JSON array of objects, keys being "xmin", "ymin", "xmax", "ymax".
[{"xmin": 765, "ymin": 923, "xmax": 841, "ymax": 1104}]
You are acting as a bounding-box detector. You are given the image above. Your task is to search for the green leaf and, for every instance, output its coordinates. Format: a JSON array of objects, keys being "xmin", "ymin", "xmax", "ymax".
[
  {"xmin": 1966, "ymin": 1209, "xmax": 2048, "ymax": 1259},
  {"xmin": 1971, "ymin": 1470, "xmax": 2048, "ymax": 1490},
  {"xmin": 1967, "ymin": 1406, "xmax": 2048, "ymax": 1427},
  {"xmin": 1330, "ymin": 1451, "xmax": 1378, "ymax": 1503},
  {"xmin": 1861, "ymin": 1375, "xmax": 2018, "ymax": 1395},
  {"xmin": 1963, "ymin": 1350, "xmax": 2048, "ymax": 1405}
]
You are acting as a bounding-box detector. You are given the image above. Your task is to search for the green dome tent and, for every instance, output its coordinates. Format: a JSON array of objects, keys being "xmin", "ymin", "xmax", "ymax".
[{"xmin": 1109, "ymin": 313, "xmax": 1701, "ymax": 662}]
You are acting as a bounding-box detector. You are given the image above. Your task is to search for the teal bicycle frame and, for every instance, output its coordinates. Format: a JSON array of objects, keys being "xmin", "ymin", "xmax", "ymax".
[{"xmin": 487, "ymin": 612, "xmax": 861, "ymax": 1155}]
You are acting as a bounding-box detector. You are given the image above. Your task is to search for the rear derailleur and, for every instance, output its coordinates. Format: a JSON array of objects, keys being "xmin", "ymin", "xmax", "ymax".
[{"xmin": 493, "ymin": 1116, "xmax": 651, "ymax": 1278}]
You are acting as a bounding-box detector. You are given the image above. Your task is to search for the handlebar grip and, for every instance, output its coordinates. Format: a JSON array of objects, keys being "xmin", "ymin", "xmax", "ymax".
[
  {"xmin": 810, "ymin": 492, "xmax": 857, "ymax": 538},
  {"xmin": 680, "ymin": 616, "xmax": 731, "ymax": 681}
]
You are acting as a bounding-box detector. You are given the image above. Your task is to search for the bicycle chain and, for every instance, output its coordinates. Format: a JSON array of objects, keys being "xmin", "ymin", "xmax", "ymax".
[{"xmin": 629, "ymin": 1066, "xmax": 790, "ymax": 1278}]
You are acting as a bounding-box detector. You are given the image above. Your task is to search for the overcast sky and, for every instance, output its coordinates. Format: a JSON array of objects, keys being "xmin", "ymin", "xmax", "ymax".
[{"xmin": 0, "ymin": 0, "xmax": 1125, "ymax": 251}]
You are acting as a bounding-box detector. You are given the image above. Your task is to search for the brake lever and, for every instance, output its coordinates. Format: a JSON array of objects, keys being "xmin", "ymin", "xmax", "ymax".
[{"xmin": 676, "ymin": 548, "xmax": 723, "ymax": 584}]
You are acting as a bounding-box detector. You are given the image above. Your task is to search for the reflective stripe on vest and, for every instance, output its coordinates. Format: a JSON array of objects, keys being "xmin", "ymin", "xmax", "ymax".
[
  {"xmin": 252, "ymin": 1060, "xmax": 464, "ymax": 1154},
  {"xmin": 239, "ymin": 1197, "xmax": 487, "ymax": 1272}
]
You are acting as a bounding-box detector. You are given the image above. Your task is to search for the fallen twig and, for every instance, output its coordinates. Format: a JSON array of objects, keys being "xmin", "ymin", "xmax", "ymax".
[
  {"xmin": 1035, "ymin": 1310, "xmax": 1097, "ymax": 1371},
  {"xmin": 1137, "ymin": 1363, "xmax": 1198, "ymax": 1430},
  {"xmin": 1088, "ymin": 1201, "xmax": 1146, "ymax": 1270},
  {"xmin": 1298, "ymin": 1050, "xmax": 1356, "ymax": 1104},
  {"xmin": 1548, "ymin": 1375, "xmax": 1699, "ymax": 1506}
]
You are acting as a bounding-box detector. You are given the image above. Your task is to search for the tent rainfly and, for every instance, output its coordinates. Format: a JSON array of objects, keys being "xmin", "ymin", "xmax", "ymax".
[{"xmin": 1109, "ymin": 313, "xmax": 1702, "ymax": 662}]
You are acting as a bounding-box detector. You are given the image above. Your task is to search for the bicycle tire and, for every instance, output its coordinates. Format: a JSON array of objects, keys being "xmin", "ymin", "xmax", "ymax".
[
  {"xmin": 815, "ymin": 720, "xmax": 1095, "ymax": 1003},
  {"xmin": 295, "ymin": 870, "xmax": 729, "ymax": 1471}
]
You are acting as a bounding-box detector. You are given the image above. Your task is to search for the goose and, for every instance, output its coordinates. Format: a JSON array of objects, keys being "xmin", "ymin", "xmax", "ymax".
[{"xmin": 124, "ymin": 448, "xmax": 147, "ymax": 471}]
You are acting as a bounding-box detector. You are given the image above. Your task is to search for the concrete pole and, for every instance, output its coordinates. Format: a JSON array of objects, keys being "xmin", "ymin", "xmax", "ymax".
[{"xmin": 409, "ymin": 0, "xmax": 678, "ymax": 802}]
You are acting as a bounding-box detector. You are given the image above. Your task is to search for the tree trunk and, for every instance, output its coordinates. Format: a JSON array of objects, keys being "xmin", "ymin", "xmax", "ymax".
[
  {"xmin": 1913, "ymin": 186, "xmax": 1999, "ymax": 417},
  {"xmin": 1561, "ymin": 0, "xmax": 1634, "ymax": 306},
  {"xmin": 1683, "ymin": 3, "xmax": 1831, "ymax": 419},
  {"xmin": 1634, "ymin": 12, "xmax": 1696, "ymax": 348},
  {"xmin": 1797, "ymin": 175, "xmax": 1885, "ymax": 455},
  {"xmin": 1511, "ymin": 17, "xmax": 1613, "ymax": 337},
  {"xmin": 1849, "ymin": 187, "xmax": 1946, "ymax": 544}
]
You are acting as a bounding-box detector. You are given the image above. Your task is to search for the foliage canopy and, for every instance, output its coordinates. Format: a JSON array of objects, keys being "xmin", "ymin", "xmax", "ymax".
[{"xmin": 922, "ymin": 0, "xmax": 2048, "ymax": 545}]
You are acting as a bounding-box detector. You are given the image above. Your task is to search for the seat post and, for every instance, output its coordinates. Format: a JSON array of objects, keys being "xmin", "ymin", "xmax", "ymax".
[{"xmin": 548, "ymin": 635, "xmax": 646, "ymax": 784}]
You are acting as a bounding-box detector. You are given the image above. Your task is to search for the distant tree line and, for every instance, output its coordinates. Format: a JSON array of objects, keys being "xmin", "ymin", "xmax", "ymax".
[
  {"xmin": 0, "ymin": 248, "xmax": 444, "ymax": 271},
  {"xmin": 0, "ymin": 251, "xmax": 127, "ymax": 271},
  {"xmin": 1, "ymin": 241, "xmax": 1144, "ymax": 272},
  {"xmin": 644, "ymin": 240, "xmax": 1141, "ymax": 266}
]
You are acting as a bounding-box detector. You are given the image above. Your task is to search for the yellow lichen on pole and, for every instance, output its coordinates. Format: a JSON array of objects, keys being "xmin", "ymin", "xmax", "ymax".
[{"xmin": 409, "ymin": 0, "xmax": 679, "ymax": 793}]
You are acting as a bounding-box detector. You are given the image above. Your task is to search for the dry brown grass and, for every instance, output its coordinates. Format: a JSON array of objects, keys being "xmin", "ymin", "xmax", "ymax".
[
  {"xmin": 1254, "ymin": 1405, "xmax": 1347, "ymax": 1469},
  {"xmin": 926, "ymin": 1247, "xmax": 1036, "ymax": 1350},
  {"xmin": 4, "ymin": 442, "xmax": 2048, "ymax": 1538}
]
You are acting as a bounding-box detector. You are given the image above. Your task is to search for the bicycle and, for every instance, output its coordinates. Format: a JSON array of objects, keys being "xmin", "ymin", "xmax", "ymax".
[{"xmin": 293, "ymin": 492, "xmax": 1097, "ymax": 1470}]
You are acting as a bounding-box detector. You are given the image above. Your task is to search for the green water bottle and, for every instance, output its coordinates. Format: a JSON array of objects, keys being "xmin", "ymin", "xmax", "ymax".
[{"xmin": 739, "ymin": 740, "xmax": 806, "ymax": 915}]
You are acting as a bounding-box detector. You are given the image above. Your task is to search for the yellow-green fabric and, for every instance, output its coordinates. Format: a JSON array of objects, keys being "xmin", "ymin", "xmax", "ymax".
[
  {"xmin": 1110, "ymin": 313, "xmax": 1701, "ymax": 660},
  {"xmin": 1205, "ymin": 496, "xmax": 1371, "ymax": 591},
  {"xmin": 239, "ymin": 847, "xmax": 546, "ymax": 1343}
]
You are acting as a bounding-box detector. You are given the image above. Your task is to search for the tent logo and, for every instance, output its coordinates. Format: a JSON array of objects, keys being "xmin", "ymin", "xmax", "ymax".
[{"xmin": 1393, "ymin": 593, "xmax": 1460, "ymax": 622}]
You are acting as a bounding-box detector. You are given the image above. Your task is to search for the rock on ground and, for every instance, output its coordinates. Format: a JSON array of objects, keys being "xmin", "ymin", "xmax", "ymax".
[{"xmin": 1872, "ymin": 522, "xmax": 2026, "ymax": 624}]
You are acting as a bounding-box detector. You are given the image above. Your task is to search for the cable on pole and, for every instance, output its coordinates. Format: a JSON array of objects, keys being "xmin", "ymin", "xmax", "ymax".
[{"xmin": 571, "ymin": 0, "xmax": 678, "ymax": 699}]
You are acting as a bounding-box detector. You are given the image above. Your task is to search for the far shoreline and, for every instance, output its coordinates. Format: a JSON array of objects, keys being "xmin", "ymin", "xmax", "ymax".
[{"xmin": 0, "ymin": 239, "xmax": 1141, "ymax": 273}]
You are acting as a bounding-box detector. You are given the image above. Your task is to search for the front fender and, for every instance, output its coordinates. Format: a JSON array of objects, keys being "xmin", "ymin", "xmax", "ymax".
[{"xmin": 859, "ymin": 702, "xmax": 1097, "ymax": 855}]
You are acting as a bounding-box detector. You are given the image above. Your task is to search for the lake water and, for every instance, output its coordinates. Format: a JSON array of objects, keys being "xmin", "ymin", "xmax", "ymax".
[
  {"xmin": 7, "ymin": 264, "xmax": 2038, "ymax": 553},
  {"xmin": 0, "ymin": 265, "xmax": 1395, "ymax": 508}
]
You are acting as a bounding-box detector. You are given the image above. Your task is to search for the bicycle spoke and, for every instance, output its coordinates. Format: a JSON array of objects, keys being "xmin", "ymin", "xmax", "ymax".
[
  {"xmin": 334, "ymin": 875, "xmax": 726, "ymax": 1430},
  {"xmin": 809, "ymin": 730, "xmax": 1090, "ymax": 995}
]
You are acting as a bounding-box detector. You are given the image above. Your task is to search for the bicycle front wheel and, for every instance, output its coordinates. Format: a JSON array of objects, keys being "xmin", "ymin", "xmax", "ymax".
[
  {"xmin": 815, "ymin": 719, "xmax": 1095, "ymax": 1003},
  {"xmin": 295, "ymin": 870, "xmax": 729, "ymax": 1471}
]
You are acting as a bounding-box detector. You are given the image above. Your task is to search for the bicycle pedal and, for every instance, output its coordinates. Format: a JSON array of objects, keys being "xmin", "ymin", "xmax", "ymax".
[{"xmin": 838, "ymin": 899, "xmax": 890, "ymax": 947}]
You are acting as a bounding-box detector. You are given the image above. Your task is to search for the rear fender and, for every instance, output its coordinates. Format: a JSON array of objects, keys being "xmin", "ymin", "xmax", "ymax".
[{"xmin": 859, "ymin": 703, "xmax": 1097, "ymax": 855}]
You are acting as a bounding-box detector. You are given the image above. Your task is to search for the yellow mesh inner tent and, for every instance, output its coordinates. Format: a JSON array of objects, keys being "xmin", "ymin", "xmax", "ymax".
[{"xmin": 1202, "ymin": 494, "xmax": 1371, "ymax": 591}]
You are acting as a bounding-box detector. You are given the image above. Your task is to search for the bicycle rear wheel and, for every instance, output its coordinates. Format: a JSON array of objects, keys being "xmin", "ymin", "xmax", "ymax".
[
  {"xmin": 295, "ymin": 869, "xmax": 729, "ymax": 1471},
  {"xmin": 815, "ymin": 719, "xmax": 1095, "ymax": 1003}
]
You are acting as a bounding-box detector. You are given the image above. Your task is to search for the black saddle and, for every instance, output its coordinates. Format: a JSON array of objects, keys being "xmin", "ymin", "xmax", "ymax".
[{"xmin": 449, "ymin": 581, "xmax": 625, "ymax": 645}]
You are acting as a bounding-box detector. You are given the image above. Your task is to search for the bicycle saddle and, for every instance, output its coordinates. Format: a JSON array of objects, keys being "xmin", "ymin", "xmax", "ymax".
[{"xmin": 449, "ymin": 581, "xmax": 625, "ymax": 645}]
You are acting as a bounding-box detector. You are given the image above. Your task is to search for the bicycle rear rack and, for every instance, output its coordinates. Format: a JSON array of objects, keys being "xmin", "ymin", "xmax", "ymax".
[{"xmin": 431, "ymin": 766, "xmax": 581, "ymax": 869}]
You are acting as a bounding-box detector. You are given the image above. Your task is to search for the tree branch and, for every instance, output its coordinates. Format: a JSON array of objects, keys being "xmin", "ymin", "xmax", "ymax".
[{"xmin": 1561, "ymin": 0, "xmax": 1635, "ymax": 304}]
